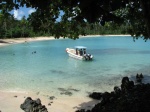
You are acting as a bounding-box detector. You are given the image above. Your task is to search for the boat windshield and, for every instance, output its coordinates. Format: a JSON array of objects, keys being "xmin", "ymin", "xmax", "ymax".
[{"xmin": 75, "ymin": 46, "xmax": 87, "ymax": 56}]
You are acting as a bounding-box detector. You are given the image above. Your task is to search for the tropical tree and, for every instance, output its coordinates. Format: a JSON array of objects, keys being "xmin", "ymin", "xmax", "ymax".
[
  {"xmin": 0, "ymin": 11, "xmax": 15, "ymax": 38},
  {"xmin": 0, "ymin": 0, "xmax": 150, "ymax": 40}
]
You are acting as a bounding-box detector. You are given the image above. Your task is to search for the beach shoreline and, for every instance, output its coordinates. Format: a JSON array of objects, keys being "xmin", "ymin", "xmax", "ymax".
[
  {"xmin": 0, "ymin": 90, "xmax": 99, "ymax": 112},
  {"xmin": 0, "ymin": 35, "xmax": 102, "ymax": 112},
  {"xmin": 0, "ymin": 36, "xmax": 55, "ymax": 47},
  {"xmin": 0, "ymin": 35, "xmax": 130, "ymax": 112},
  {"xmin": 0, "ymin": 35, "xmax": 130, "ymax": 47}
]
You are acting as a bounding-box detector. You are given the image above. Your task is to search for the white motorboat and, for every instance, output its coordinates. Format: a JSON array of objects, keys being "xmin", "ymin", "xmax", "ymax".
[{"xmin": 66, "ymin": 46, "xmax": 93, "ymax": 60}]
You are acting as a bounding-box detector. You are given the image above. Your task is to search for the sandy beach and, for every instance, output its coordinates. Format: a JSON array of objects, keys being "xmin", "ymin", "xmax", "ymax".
[
  {"xmin": 0, "ymin": 90, "xmax": 99, "ymax": 112},
  {"xmin": 0, "ymin": 37, "xmax": 56, "ymax": 47},
  {"xmin": 0, "ymin": 36, "xmax": 101, "ymax": 112},
  {"xmin": 0, "ymin": 35, "xmax": 130, "ymax": 47},
  {"xmin": 0, "ymin": 35, "xmax": 131, "ymax": 112}
]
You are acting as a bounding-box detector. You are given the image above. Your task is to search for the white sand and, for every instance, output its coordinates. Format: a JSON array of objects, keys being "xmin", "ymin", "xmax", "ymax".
[
  {"xmin": 0, "ymin": 91, "xmax": 99, "ymax": 112},
  {"xmin": 0, "ymin": 37, "xmax": 56, "ymax": 47},
  {"xmin": 0, "ymin": 36, "xmax": 100, "ymax": 112},
  {"xmin": 0, "ymin": 35, "xmax": 129, "ymax": 112},
  {"xmin": 0, "ymin": 35, "xmax": 130, "ymax": 47}
]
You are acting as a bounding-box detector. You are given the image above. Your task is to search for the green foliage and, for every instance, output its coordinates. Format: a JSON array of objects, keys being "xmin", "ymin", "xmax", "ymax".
[
  {"xmin": 83, "ymin": 22, "xmax": 129, "ymax": 35},
  {"xmin": 0, "ymin": 11, "xmax": 130, "ymax": 39},
  {"xmin": 0, "ymin": 12, "xmax": 35, "ymax": 38},
  {"xmin": 0, "ymin": 0, "xmax": 150, "ymax": 40}
]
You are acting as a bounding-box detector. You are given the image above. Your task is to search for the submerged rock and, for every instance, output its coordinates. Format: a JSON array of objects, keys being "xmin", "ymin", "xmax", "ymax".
[
  {"xmin": 49, "ymin": 96, "xmax": 55, "ymax": 100},
  {"xmin": 60, "ymin": 91, "xmax": 73, "ymax": 96},
  {"xmin": 20, "ymin": 97, "xmax": 48, "ymax": 112}
]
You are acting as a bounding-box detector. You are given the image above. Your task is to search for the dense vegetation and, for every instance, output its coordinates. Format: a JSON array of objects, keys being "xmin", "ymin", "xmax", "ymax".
[
  {"xmin": 0, "ymin": 0, "xmax": 150, "ymax": 40},
  {"xmin": 0, "ymin": 12, "xmax": 129, "ymax": 39}
]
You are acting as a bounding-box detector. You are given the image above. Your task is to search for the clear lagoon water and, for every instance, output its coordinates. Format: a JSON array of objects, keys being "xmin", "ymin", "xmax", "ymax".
[{"xmin": 0, "ymin": 36, "xmax": 150, "ymax": 97}]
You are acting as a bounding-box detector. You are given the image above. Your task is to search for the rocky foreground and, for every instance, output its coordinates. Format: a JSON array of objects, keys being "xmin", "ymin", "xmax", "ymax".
[
  {"xmin": 20, "ymin": 74, "xmax": 150, "ymax": 112},
  {"xmin": 77, "ymin": 73, "xmax": 150, "ymax": 112},
  {"xmin": 20, "ymin": 97, "xmax": 48, "ymax": 112}
]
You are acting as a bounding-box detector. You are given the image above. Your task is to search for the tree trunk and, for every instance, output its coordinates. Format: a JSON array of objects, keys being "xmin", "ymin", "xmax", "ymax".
[{"xmin": 140, "ymin": 0, "xmax": 150, "ymax": 38}]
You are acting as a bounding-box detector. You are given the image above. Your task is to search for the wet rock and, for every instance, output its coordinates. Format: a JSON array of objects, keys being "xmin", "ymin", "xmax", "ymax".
[
  {"xmin": 89, "ymin": 92, "xmax": 102, "ymax": 100},
  {"xmin": 114, "ymin": 86, "xmax": 121, "ymax": 95},
  {"xmin": 58, "ymin": 87, "xmax": 79, "ymax": 96},
  {"xmin": 58, "ymin": 88, "xmax": 66, "ymax": 91},
  {"xmin": 68, "ymin": 88, "xmax": 80, "ymax": 92},
  {"xmin": 49, "ymin": 96, "xmax": 55, "ymax": 100},
  {"xmin": 20, "ymin": 97, "xmax": 48, "ymax": 112},
  {"xmin": 60, "ymin": 91, "xmax": 73, "ymax": 96},
  {"xmin": 35, "ymin": 98, "xmax": 41, "ymax": 104},
  {"xmin": 136, "ymin": 73, "xmax": 144, "ymax": 83},
  {"xmin": 77, "ymin": 74, "xmax": 150, "ymax": 112},
  {"xmin": 121, "ymin": 77, "xmax": 134, "ymax": 93}
]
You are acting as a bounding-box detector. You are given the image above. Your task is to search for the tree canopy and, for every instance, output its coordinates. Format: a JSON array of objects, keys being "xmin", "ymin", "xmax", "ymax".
[{"xmin": 0, "ymin": 0, "xmax": 150, "ymax": 40}]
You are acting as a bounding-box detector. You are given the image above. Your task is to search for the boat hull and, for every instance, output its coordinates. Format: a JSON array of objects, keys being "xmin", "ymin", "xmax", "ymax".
[
  {"xmin": 66, "ymin": 48, "xmax": 84, "ymax": 60},
  {"xmin": 66, "ymin": 48, "xmax": 93, "ymax": 60}
]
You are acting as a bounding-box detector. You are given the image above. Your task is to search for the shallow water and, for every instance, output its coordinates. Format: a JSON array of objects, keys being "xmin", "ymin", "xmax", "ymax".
[{"xmin": 0, "ymin": 36, "xmax": 150, "ymax": 97}]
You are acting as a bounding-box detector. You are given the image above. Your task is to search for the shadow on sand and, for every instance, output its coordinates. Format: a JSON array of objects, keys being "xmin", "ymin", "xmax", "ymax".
[{"xmin": 73, "ymin": 99, "xmax": 99, "ymax": 111}]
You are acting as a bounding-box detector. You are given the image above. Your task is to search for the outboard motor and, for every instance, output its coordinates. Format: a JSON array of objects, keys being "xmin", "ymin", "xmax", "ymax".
[
  {"xmin": 87, "ymin": 54, "xmax": 93, "ymax": 60},
  {"xmin": 84, "ymin": 54, "xmax": 93, "ymax": 60},
  {"xmin": 83, "ymin": 54, "xmax": 88, "ymax": 60}
]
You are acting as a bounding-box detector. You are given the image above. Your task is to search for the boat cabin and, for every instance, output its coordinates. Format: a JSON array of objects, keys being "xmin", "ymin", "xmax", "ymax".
[
  {"xmin": 66, "ymin": 46, "xmax": 93, "ymax": 60},
  {"xmin": 75, "ymin": 46, "xmax": 87, "ymax": 56}
]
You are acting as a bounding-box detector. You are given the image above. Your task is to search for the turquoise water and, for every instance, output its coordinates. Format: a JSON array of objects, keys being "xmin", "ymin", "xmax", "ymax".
[{"xmin": 0, "ymin": 36, "xmax": 150, "ymax": 97}]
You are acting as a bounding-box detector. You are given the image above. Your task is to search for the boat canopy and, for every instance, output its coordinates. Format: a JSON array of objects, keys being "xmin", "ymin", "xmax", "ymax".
[{"xmin": 75, "ymin": 46, "xmax": 87, "ymax": 49}]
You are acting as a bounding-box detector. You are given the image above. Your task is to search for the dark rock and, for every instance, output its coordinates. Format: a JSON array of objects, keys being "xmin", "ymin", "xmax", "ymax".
[
  {"xmin": 114, "ymin": 86, "xmax": 121, "ymax": 95},
  {"xmin": 77, "ymin": 74, "xmax": 150, "ymax": 112},
  {"xmin": 49, "ymin": 96, "xmax": 55, "ymax": 100},
  {"xmin": 136, "ymin": 73, "xmax": 144, "ymax": 83},
  {"xmin": 68, "ymin": 88, "xmax": 80, "ymax": 92},
  {"xmin": 102, "ymin": 92, "xmax": 111, "ymax": 102},
  {"xmin": 122, "ymin": 77, "xmax": 129, "ymax": 84},
  {"xmin": 89, "ymin": 92, "xmax": 102, "ymax": 100},
  {"xmin": 121, "ymin": 77, "xmax": 134, "ymax": 93},
  {"xmin": 60, "ymin": 91, "xmax": 73, "ymax": 96},
  {"xmin": 20, "ymin": 97, "xmax": 48, "ymax": 112},
  {"xmin": 35, "ymin": 98, "xmax": 41, "ymax": 105}
]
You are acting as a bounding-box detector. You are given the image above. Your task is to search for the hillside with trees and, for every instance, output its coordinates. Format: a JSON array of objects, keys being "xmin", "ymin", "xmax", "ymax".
[
  {"xmin": 0, "ymin": 0, "xmax": 150, "ymax": 40},
  {"xmin": 0, "ymin": 11, "xmax": 129, "ymax": 39}
]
